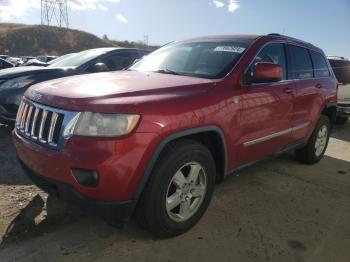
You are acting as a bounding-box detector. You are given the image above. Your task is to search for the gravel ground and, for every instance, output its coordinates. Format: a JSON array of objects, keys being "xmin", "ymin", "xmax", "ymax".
[{"xmin": 0, "ymin": 122, "xmax": 349, "ymax": 262}]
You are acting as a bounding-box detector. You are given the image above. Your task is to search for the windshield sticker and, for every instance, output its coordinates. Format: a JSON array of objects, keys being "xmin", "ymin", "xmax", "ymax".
[{"xmin": 214, "ymin": 46, "xmax": 246, "ymax": 53}]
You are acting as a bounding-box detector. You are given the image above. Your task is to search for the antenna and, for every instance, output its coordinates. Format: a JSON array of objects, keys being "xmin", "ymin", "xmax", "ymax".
[{"xmin": 41, "ymin": 0, "xmax": 69, "ymax": 28}]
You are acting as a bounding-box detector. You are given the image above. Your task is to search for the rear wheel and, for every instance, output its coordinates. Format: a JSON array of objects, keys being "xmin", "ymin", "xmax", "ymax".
[
  {"xmin": 136, "ymin": 139, "xmax": 216, "ymax": 238},
  {"xmin": 296, "ymin": 115, "xmax": 330, "ymax": 164},
  {"xmin": 336, "ymin": 116, "xmax": 348, "ymax": 125}
]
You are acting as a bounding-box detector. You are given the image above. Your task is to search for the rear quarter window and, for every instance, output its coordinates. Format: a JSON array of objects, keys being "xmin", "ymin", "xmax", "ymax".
[
  {"xmin": 288, "ymin": 45, "xmax": 313, "ymax": 80},
  {"xmin": 311, "ymin": 51, "xmax": 330, "ymax": 78}
]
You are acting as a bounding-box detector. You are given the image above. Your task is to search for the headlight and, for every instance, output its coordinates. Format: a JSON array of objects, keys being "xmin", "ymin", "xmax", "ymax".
[
  {"xmin": 68, "ymin": 112, "xmax": 141, "ymax": 137},
  {"xmin": 1, "ymin": 77, "xmax": 34, "ymax": 90}
]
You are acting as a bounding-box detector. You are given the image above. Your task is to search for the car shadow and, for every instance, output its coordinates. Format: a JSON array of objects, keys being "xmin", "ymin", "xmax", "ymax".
[
  {"xmin": 0, "ymin": 124, "xmax": 31, "ymax": 185},
  {"xmin": 0, "ymin": 193, "xmax": 152, "ymax": 248},
  {"xmin": 330, "ymin": 122, "xmax": 350, "ymax": 142},
  {"xmin": 0, "ymin": 194, "xmax": 84, "ymax": 246}
]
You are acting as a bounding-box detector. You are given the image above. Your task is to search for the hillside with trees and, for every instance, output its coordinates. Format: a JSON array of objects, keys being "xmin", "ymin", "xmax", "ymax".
[{"xmin": 0, "ymin": 23, "xmax": 156, "ymax": 56}]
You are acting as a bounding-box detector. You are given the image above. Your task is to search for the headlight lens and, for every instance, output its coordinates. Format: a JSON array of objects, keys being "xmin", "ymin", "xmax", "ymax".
[
  {"xmin": 72, "ymin": 112, "xmax": 140, "ymax": 137},
  {"xmin": 1, "ymin": 77, "xmax": 34, "ymax": 90}
]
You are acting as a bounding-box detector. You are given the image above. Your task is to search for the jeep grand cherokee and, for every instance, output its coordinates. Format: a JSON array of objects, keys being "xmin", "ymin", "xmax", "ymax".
[{"xmin": 13, "ymin": 34, "xmax": 337, "ymax": 237}]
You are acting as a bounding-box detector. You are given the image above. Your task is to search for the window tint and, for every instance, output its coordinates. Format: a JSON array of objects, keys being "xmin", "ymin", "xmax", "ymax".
[
  {"xmin": 288, "ymin": 45, "xmax": 313, "ymax": 79},
  {"xmin": 245, "ymin": 43, "xmax": 287, "ymax": 82},
  {"xmin": 311, "ymin": 51, "xmax": 330, "ymax": 78},
  {"xmin": 102, "ymin": 52, "xmax": 139, "ymax": 71}
]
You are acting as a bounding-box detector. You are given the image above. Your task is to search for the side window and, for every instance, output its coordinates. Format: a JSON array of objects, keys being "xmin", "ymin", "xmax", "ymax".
[
  {"xmin": 102, "ymin": 52, "xmax": 138, "ymax": 71},
  {"xmin": 288, "ymin": 45, "xmax": 313, "ymax": 79},
  {"xmin": 311, "ymin": 51, "xmax": 330, "ymax": 78},
  {"xmin": 245, "ymin": 43, "xmax": 287, "ymax": 82}
]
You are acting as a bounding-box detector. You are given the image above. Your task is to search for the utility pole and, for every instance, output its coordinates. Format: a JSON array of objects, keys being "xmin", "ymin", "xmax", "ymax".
[
  {"xmin": 41, "ymin": 0, "xmax": 69, "ymax": 28},
  {"xmin": 144, "ymin": 35, "xmax": 149, "ymax": 47}
]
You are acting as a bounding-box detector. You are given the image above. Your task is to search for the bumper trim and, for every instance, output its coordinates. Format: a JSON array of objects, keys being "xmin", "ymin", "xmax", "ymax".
[
  {"xmin": 337, "ymin": 105, "xmax": 350, "ymax": 117},
  {"xmin": 19, "ymin": 159, "xmax": 136, "ymax": 227}
]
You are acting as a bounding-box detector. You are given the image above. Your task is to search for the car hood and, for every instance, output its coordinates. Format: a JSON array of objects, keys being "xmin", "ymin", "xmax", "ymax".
[
  {"xmin": 25, "ymin": 70, "xmax": 215, "ymax": 112},
  {"xmin": 0, "ymin": 66, "xmax": 72, "ymax": 79}
]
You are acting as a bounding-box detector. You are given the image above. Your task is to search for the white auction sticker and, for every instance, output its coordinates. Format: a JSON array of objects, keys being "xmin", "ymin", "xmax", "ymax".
[{"xmin": 214, "ymin": 46, "xmax": 246, "ymax": 53}]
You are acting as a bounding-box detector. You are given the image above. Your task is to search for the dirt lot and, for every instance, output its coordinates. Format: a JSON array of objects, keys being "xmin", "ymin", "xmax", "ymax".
[{"xmin": 0, "ymin": 123, "xmax": 349, "ymax": 262}]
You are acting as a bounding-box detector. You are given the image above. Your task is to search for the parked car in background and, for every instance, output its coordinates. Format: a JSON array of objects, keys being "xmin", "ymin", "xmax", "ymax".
[
  {"xmin": 37, "ymin": 56, "xmax": 58, "ymax": 63},
  {"xmin": 0, "ymin": 58, "xmax": 14, "ymax": 70},
  {"xmin": 23, "ymin": 58, "xmax": 48, "ymax": 67},
  {"xmin": 7, "ymin": 57, "xmax": 23, "ymax": 67},
  {"xmin": 0, "ymin": 48, "xmax": 150, "ymax": 124},
  {"xmin": 13, "ymin": 34, "xmax": 337, "ymax": 237},
  {"xmin": 327, "ymin": 56, "xmax": 350, "ymax": 124},
  {"xmin": 20, "ymin": 56, "xmax": 35, "ymax": 64},
  {"xmin": 0, "ymin": 55, "xmax": 10, "ymax": 60},
  {"xmin": 23, "ymin": 54, "xmax": 75, "ymax": 67}
]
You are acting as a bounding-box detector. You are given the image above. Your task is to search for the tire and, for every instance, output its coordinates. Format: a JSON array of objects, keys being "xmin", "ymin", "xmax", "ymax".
[
  {"xmin": 336, "ymin": 116, "xmax": 348, "ymax": 125},
  {"xmin": 296, "ymin": 115, "xmax": 330, "ymax": 165},
  {"xmin": 136, "ymin": 139, "xmax": 216, "ymax": 238}
]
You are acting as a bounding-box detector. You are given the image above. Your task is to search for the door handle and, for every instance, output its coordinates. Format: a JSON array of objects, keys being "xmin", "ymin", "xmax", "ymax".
[
  {"xmin": 232, "ymin": 96, "xmax": 240, "ymax": 104},
  {"xmin": 284, "ymin": 87, "xmax": 293, "ymax": 94},
  {"xmin": 316, "ymin": 83, "xmax": 323, "ymax": 89}
]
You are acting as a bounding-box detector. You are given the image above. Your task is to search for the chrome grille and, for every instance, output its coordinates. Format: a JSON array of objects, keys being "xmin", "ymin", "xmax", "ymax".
[{"xmin": 16, "ymin": 99, "xmax": 65, "ymax": 148}]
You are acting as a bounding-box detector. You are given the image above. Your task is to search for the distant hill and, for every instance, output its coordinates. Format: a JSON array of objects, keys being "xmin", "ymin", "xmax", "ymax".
[
  {"xmin": 0, "ymin": 23, "xmax": 159, "ymax": 57},
  {"xmin": 0, "ymin": 23, "xmax": 117, "ymax": 56}
]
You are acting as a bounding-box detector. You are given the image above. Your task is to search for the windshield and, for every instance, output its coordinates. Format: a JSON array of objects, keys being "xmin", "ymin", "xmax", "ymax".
[
  {"xmin": 130, "ymin": 40, "xmax": 250, "ymax": 79},
  {"xmin": 48, "ymin": 53, "xmax": 75, "ymax": 65},
  {"xmin": 48, "ymin": 49, "xmax": 106, "ymax": 68}
]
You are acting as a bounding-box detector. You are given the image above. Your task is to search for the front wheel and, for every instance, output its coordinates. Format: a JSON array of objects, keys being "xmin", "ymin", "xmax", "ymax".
[
  {"xmin": 136, "ymin": 139, "xmax": 216, "ymax": 238},
  {"xmin": 296, "ymin": 115, "xmax": 330, "ymax": 165}
]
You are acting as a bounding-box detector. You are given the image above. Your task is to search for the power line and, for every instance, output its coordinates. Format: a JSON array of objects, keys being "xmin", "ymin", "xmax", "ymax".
[{"xmin": 41, "ymin": 0, "xmax": 69, "ymax": 28}]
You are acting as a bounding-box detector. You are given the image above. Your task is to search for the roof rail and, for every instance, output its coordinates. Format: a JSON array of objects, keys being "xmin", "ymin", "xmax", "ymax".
[{"xmin": 267, "ymin": 33, "xmax": 315, "ymax": 47}]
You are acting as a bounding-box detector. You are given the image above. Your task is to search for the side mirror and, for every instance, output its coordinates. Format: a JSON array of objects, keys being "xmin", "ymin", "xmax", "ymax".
[
  {"xmin": 90, "ymin": 62, "xmax": 109, "ymax": 73},
  {"xmin": 252, "ymin": 62, "xmax": 283, "ymax": 83}
]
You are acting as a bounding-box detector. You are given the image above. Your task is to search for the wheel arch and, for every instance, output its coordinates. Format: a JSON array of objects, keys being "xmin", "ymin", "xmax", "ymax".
[
  {"xmin": 134, "ymin": 125, "xmax": 228, "ymax": 201},
  {"xmin": 322, "ymin": 102, "xmax": 337, "ymax": 129}
]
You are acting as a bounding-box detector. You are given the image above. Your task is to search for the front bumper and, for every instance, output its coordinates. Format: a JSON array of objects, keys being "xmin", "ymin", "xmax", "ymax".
[
  {"xmin": 13, "ymin": 129, "xmax": 159, "ymax": 201},
  {"xmin": 19, "ymin": 159, "xmax": 135, "ymax": 226},
  {"xmin": 337, "ymin": 103, "xmax": 350, "ymax": 117}
]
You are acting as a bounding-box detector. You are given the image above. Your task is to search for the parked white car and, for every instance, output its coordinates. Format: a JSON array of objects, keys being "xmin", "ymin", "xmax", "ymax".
[{"xmin": 328, "ymin": 56, "xmax": 350, "ymax": 124}]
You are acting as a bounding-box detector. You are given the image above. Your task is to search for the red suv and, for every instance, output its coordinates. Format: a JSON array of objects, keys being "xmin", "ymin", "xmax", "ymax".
[{"xmin": 13, "ymin": 34, "xmax": 337, "ymax": 237}]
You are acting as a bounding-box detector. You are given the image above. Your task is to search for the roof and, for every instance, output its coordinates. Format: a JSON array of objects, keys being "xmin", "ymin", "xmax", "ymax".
[
  {"xmin": 179, "ymin": 34, "xmax": 261, "ymax": 43},
  {"xmin": 176, "ymin": 34, "xmax": 321, "ymax": 51}
]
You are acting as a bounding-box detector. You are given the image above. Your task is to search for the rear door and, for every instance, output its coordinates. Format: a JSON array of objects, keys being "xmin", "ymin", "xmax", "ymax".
[
  {"xmin": 287, "ymin": 45, "xmax": 329, "ymax": 143},
  {"xmin": 237, "ymin": 42, "xmax": 295, "ymax": 165}
]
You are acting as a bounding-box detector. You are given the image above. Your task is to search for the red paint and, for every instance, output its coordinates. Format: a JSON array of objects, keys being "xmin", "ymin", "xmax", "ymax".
[
  {"xmin": 14, "ymin": 35, "xmax": 338, "ymax": 202},
  {"xmin": 254, "ymin": 62, "xmax": 283, "ymax": 82}
]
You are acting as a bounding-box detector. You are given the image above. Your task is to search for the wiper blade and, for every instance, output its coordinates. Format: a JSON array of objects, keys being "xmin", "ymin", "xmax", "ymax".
[{"xmin": 154, "ymin": 69, "xmax": 180, "ymax": 75}]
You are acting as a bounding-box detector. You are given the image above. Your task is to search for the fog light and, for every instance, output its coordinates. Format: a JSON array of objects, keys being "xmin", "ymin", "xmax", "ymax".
[{"xmin": 72, "ymin": 169, "xmax": 99, "ymax": 187}]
